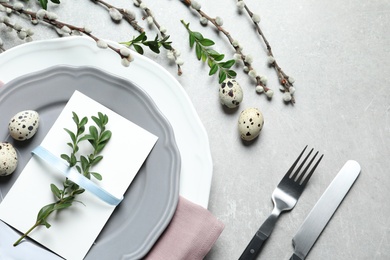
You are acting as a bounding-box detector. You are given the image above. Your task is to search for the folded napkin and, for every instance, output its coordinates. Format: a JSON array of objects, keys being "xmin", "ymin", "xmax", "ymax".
[{"xmin": 145, "ymin": 196, "xmax": 224, "ymax": 260}]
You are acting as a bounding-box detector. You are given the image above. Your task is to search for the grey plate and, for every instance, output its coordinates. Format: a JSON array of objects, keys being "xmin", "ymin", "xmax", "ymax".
[{"xmin": 0, "ymin": 65, "xmax": 181, "ymax": 259}]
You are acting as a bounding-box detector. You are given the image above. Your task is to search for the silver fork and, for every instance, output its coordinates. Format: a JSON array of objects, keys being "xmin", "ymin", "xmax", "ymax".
[{"xmin": 239, "ymin": 146, "xmax": 323, "ymax": 260}]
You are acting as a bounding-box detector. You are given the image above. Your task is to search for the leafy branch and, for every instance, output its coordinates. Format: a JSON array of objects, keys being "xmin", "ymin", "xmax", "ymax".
[
  {"xmin": 181, "ymin": 20, "xmax": 236, "ymax": 84},
  {"xmin": 120, "ymin": 32, "xmax": 172, "ymax": 55},
  {"xmin": 13, "ymin": 112, "xmax": 112, "ymax": 246},
  {"xmin": 180, "ymin": 0, "xmax": 273, "ymax": 98}
]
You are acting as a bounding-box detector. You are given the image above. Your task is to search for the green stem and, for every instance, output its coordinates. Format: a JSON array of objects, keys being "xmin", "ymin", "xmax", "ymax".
[{"xmin": 13, "ymin": 221, "xmax": 41, "ymax": 246}]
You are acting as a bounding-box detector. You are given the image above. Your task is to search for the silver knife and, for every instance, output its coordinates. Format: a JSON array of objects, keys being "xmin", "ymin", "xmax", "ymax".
[{"xmin": 290, "ymin": 160, "xmax": 360, "ymax": 260}]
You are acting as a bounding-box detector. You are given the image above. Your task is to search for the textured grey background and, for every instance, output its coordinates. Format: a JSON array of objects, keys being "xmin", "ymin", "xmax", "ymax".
[{"xmin": 1, "ymin": 0, "xmax": 389, "ymax": 259}]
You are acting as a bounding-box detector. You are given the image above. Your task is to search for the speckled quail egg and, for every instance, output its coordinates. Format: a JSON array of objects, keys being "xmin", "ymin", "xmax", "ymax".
[
  {"xmin": 238, "ymin": 107, "xmax": 264, "ymax": 141},
  {"xmin": 0, "ymin": 142, "xmax": 18, "ymax": 176},
  {"xmin": 8, "ymin": 110, "xmax": 40, "ymax": 141},
  {"xmin": 219, "ymin": 78, "xmax": 243, "ymax": 108}
]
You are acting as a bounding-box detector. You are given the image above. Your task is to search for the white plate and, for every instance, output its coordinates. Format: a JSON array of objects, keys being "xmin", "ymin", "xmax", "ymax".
[{"xmin": 0, "ymin": 36, "xmax": 213, "ymax": 208}]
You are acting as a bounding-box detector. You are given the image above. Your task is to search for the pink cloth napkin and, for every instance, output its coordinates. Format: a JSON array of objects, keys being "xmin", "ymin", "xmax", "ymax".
[{"xmin": 145, "ymin": 196, "xmax": 224, "ymax": 260}]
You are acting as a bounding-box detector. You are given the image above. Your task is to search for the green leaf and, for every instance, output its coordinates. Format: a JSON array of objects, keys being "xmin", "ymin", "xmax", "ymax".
[
  {"xmin": 89, "ymin": 126, "xmax": 98, "ymax": 140},
  {"xmin": 64, "ymin": 128, "xmax": 76, "ymax": 144},
  {"xmin": 90, "ymin": 172, "xmax": 103, "ymax": 181},
  {"xmin": 70, "ymin": 154, "xmax": 77, "ymax": 167},
  {"xmin": 73, "ymin": 189, "xmax": 85, "ymax": 195},
  {"xmin": 192, "ymin": 32, "xmax": 203, "ymax": 41},
  {"xmin": 133, "ymin": 32, "xmax": 147, "ymax": 43},
  {"xmin": 80, "ymin": 156, "xmax": 89, "ymax": 172},
  {"xmin": 50, "ymin": 184, "xmax": 61, "ymax": 199},
  {"xmin": 213, "ymin": 54, "xmax": 225, "ymax": 62},
  {"xmin": 79, "ymin": 134, "xmax": 94, "ymax": 142},
  {"xmin": 72, "ymin": 112, "xmax": 79, "ymax": 125},
  {"xmin": 92, "ymin": 115, "xmax": 102, "ymax": 129},
  {"xmin": 227, "ymin": 70, "xmax": 237, "ymax": 78},
  {"xmin": 195, "ymin": 43, "xmax": 202, "ymax": 60},
  {"xmin": 61, "ymin": 154, "xmax": 70, "ymax": 164},
  {"xmin": 50, "ymin": 0, "xmax": 61, "ymax": 4},
  {"xmin": 39, "ymin": 0, "xmax": 48, "ymax": 9},
  {"xmin": 53, "ymin": 202, "xmax": 72, "ymax": 211},
  {"xmin": 133, "ymin": 44, "xmax": 144, "ymax": 55},
  {"xmin": 96, "ymin": 143, "xmax": 106, "ymax": 154},
  {"xmin": 218, "ymin": 70, "xmax": 227, "ymax": 84},
  {"xmin": 147, "ymin": 42, "xmax": 161, "ymax": 54},
  {"xmin": 220, "ymin": 59, "xmax": 235, "ymax": 68},
  {"xmin": 200, "ymin": 38, "xmax": 215, "ymax": 46},
  {"xmin": 91, "ymin": 155, "xmax": 103, "ymax": 165},
  {"xmin": 189, "ymin": 34, "xmax": 195, "ymax": 48},
  {"xmin": 99, "ymin": 130, "xmax": 112, "ymax": 143},
  {"xmin": 201, "ymin": 52, "xmax": 207, "ymax": 62},
  {"xmin": 37, "ymin": 203, "xmax": 55, "ymax": 222},
  {"xmin": 80, "ymin": 116, "xmax": 88, "ymax": 127},
  {"xmin": 209, "ymin": 63, "xmax": 218, "ymax": 75}
]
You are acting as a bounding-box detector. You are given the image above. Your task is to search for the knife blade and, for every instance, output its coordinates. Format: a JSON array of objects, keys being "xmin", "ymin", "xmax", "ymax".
[{"xmin": 289, "ymin": 160, "xmax": 360, "ymax": 260}]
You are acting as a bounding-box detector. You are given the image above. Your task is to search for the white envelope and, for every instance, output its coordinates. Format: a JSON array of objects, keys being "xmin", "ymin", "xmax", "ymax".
[{"xmin": 0, "ymin": 91, "xmax": 158, "ymax": 260}]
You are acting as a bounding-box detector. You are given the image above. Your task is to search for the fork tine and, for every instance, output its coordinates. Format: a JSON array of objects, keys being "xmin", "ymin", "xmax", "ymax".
[
  {"xmin": 291, "ymin": 148, "xmax": 313, "ymax": 180},
  {"xmin": 285, "ymin": 145, "xmax": 308, "ymax": 179},
  {"xmin": 300, "ymin": 153, "xmax": 324, "ymax": 186},
  {"xmin": 296, "ymin": 151, "xmax": 318, "ymax": 183}
]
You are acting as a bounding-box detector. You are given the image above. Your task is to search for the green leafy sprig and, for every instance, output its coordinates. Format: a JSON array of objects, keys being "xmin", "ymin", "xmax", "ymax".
[
  {"xmin": 120, "ymin": 32, "xmax": 172, "ymax": 55},
  {"xmin": 181, "ymin": 20, "xmax": 236, "ymax": 84},
  {"xmin": 13, "ymin": 112, "xmax": 112, "ymax": 247}
]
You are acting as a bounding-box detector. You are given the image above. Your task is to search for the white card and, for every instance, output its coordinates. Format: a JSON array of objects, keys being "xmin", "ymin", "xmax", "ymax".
[{"xmin": 0, "ymin": 91, "xmax": 158, "ymax": 260}]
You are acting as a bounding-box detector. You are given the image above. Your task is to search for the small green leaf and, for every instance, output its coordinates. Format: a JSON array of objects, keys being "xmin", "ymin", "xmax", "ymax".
[
  {"xmin": 209, "ymin": 63, "xmax": 218, "ymax": 75},
  {"xmin": 133, "ymin": 44, "xmax": 144, "ymax": 55},
  {"xmin": 218, "ymin": 70, "xmax": 227, "ymax": 84},
  {"xmin": 39, "ymin": 0, "xmax": 48, "ymax": 9},
  {"xmin": 195, "ymin": 43, "xmax": 202, "ymax": 60},
  {"xmin": 91, "ymin": 155, "xmax": 103, "ymax": 165},
  {"xmin": 192, "ymin": 32, "xmax": 204, "ymax": 41},
  {"xmin": 89, "ymin": 126, "xmax": 98, "ymax": 140},
  {"xmin": 64, "ymin": 128, "xmax": 76, "ymax": 143},
  {"xmin": 92, "ymin": 116, "xmax": 102, "ymax": 129},
  {"xmin": 79, "ymin": 117, "xmax": 88, "ymax": 127},
  {"xmin": 37, "ymin": 203, "xmax": 55, "ymax": 222},
  {"xmin": 200, "ymin": 38, "xmax": 215, "ymax": 46},
  {"xmin": 50, "ymin": 184, "xmax": 61, "ymax": 199},
  {"xmin": 189, "ymin": 34, "xmax": 195, "ymax": 48},
  {"xmin": 50, "ymin": 0, "xmax": 61, "ymax": 4},
  {"xmin": 147, "ymin": 42, "xmax": 161, "ymax": 54},
  {"xmin": 220, "ymin": 59, "xmax": 235, "ymax": 68},
  {"xmin": 61, "ymin": 154, "xmax": 70, "ymax": 164},
  {"xmin": 227, "ymin": 70, "xmax": 237, "ymax": 78},
  {"xmin": 99, "ymin": 130, "xmax": 112, "ymax": 143},
  {"xmin": 72, "ymin": 112, "xmax": 79, "ymax": 125},
  {"xmin": 201, "ymin": 52, "xmax": 207, "ymax": 62},
  {"xmin": 90, "ymin": 172, "xmax": 103, "ymax": 181},
  {"xmin": 73, "ymin": 189, "xmax": 85, "ymax": 195},
  {"xmin": 133, "ymin": 32, "xmax": 147, "ymax": 43}
]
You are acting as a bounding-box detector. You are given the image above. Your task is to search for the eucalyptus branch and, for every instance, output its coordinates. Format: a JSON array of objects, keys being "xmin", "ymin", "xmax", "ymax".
[
  {"xmin": 236, "ymin": 0, "xmax": 295, "ymax": 103},
  {"xmin": 181, "ymin": 20, "xmax": 236, "ymax": 83},
  {"xmin": 180, "ymin": 0, "xmax": 274, "ymax": 99},
  {"xmin": 133, "ymin": 0, "xmax": 183, "ymax": 76},
  {"xmin": 13, "ymin": 112, "xmax": 112, "ymax": 247},
  {"xmin": 90, "ymin": 0, "xmax": 144, "ymax": 33},
  {"xmin": 0, "ymin": 2, "xmax": 134, "ymax": 67}
]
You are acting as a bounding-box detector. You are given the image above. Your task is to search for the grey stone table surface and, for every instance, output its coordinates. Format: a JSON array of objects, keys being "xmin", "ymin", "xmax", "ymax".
[{"xmin": 1, "ymin": 0, "xmax": 389, "ymax": 259}]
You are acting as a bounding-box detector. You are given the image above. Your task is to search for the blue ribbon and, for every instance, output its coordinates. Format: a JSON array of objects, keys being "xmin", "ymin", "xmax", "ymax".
[{"xmin": 31, "ymin": 146, "xmax": 123, "ymax": 206}]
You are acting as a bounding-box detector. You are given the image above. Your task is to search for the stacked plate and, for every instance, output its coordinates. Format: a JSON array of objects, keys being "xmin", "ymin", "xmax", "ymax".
[{"xmin": 0, "ymin": 37, "xmax": 213, "ymax": 259}]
